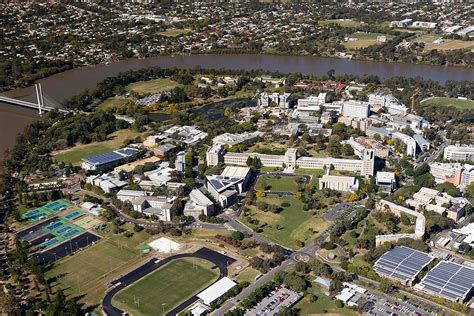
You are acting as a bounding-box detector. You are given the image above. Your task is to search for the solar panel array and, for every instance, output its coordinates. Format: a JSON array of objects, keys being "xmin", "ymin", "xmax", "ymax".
[
  {"xmin": 419, "ymin": 261, "xmax": 474, "ymax": 302},
  {"xmin": 374, "ymin": 246, "xmax": 434, "ymax": 284},
  {"xmin": 83, "ymin": 151, "xmax": 123, "ymax": 165}
]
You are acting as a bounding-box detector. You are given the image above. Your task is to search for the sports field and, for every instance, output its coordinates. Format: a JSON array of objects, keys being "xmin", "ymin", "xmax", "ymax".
[
  {"xmin": 255, "ymin": 174, "xmax": 302, "ymax": 192},
  {"xmin": 53, "ymin": 129, "xmax": 139, "ymax": 165},
  {"xmin": 411, "ymin": 35, "xmax": 474, "ymax": 52},
  {"xmin": 157, "ymin": 28, "xmax": 191, "ymax": 37},
  {"xmin": 126, "ymin": 78, "xmax": 180, "ymax": 94},
  {"xmin": 112, "ymin": 258, "xmax": 219, "ymax": 316},
  {"xmin": 421, "ymin": 97, "xmax": 474, "ymax": 110},
  {"xmin": 239, "ymin": 196, "xmax": 330, "ymax": 248},
  {"xmin": 344, "ymin": 32, "xmax": 392, "ymax": 49},
  {"xmin": 46, "ymin": 230, "xmax": 150, "ymax": 304}
]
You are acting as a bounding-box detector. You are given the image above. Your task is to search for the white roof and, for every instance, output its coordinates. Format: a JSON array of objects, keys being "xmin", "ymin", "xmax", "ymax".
[
  {"xmin": 81, "ymin": 202, "xmax": 96, "ymax": 211},
  {"xmin": 376, "ymin": 171, "xmax": 395, "ymax": 182},
  {"xmin": 148, "ymin": 237, "xmax": 181, "ymax": 253},
  {"xmin": 197, "ymin": 277, "xmax": 237, "ymax": 305},
  {"xmin": 189, "ymin": 189, "xmax": 213, "ymax": 207},
  {"xmin": 221, "ymin": 166, "xmax": 251, "ymax": 179}
]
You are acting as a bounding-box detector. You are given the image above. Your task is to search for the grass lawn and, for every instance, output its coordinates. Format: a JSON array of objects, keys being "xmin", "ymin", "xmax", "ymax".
[
  {"xmin": 235, "ymin": 266, "xmax": 261, "ymax": 284},
  {"xmin": 344, "ymin": 32, "xmax": 392, "ymax": 49},
  {"xmin": 46, "ymin": 230, "xmax": 150, "ymax": 305},
  {"xmin": 112, "ymin": 258, "xmax": 219, "ymax": 316},
  {"xmin": 126, "ymin": 78, "xmax": 180, "ymax": 94},
  {"xmin": 255, "ymin": 174, "xmax": 302, "ymax": 192},
  {"xmin": 240, "ymin": 196, "xmax": 330, "ymax": 249},
  {"xmin": 157, "ymin": 28, "xmax": 191, "ymax": 37},
  {"xmin": 411, "ymin": 35, "xmax": 474, "ymax": 51},
  {"xmin": 294, "ymin": 287, "xmax": 358, "ymax": 315},
  {"xmin": 421, "ymin": 97, "xmax": 474, "ymax": 110},
  {"xmin": 320, "ymin": 19, "xmax": 364, "ymax": 27},
  {"xmin": 53, "ymin": 129, "xmax": 139, "ymax": 165},
  {"xmin": 97, "ymin": 96, "xmax": 129, "ymax": 109}
]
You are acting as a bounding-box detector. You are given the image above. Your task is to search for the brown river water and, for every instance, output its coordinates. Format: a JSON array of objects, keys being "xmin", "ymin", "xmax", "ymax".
[{"xmin": 1, "ymin": 54, "xmax": 473, "ymax": 158}]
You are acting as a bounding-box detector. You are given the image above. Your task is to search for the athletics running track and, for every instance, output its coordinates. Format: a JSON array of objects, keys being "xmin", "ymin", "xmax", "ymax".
[{"xmin": 102, "ymin": 247, "xmax": 235, "ymax": 316}]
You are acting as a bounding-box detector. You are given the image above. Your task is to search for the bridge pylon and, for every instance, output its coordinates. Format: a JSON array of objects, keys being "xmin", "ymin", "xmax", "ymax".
[{"xmin": 34, "ymin": 83, "xmax": 44, "ymax": 115}]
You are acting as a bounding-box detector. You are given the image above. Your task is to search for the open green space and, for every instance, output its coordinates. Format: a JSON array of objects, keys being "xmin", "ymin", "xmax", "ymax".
[
  {"xmin": 97, "ymin": 96, "xmax": 129, "ymax": 109},
  {"xmin": 157, "ymin": 28, "xmax": 192, "ymax": 37},
  {"xmin": 294, "ymin": 287, "xmax": 358, "ymax": 315},
  {"xmin": 53, "ymin": 129, "xmax": 139, "ymax": 165},
  {"xmin": 126, "ymin": 78, "xmax": 180, "ymax": 94},
  {"xmin": 46, "ymin": 229, "xmax": 150, "ymax": 303},
  {"xmin": 255, "ymin": 174, "xmax": 302, "ymax": 192},
  {"xmin": 320, "ymin": 19, "xmax": 364, "ymax": 27},
  {"xmin": 112, "ymin": 258, "xmax": 219, "ymax": 316},
  {"xmin": 344, "ymin": 32, "xmax": 392, "ymax": 49},
  {"xmin": 421, "ymin": 97, "xmax": 474, "ymax": 110},
  {"xmin": 239, "ymin": 196, "xmax": 330, "ymax": 249}
]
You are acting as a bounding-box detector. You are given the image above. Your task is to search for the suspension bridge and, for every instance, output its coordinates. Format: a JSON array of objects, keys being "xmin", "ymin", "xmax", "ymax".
[{"xmin": 0, "ymin": 83, "xmax": 70, "ymax": 115}]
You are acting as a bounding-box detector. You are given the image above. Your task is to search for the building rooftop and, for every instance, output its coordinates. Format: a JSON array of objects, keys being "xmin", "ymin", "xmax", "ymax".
[
  {"xmin": 417, "ymin": 261, "xmax": 474, "ymax": 302},
  {"xmin": 375, "ymin": 246, "xmax": 434, "ymax": 284},
  {"xmin": 197, "ymin": 277, "xmax": 237, "ymax": 305}
]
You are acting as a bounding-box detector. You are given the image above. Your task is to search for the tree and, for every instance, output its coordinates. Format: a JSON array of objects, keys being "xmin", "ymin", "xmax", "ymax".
[
  {"xmin": 231, "ymin": 231, "xmax": 245, "ymax": 241},
  {"xmin": 437, "ymin": 182, "xmax": 461, "ymax": 197},
  {"xmin": 256, "ymin": 189, "xmax": 266, "ymax": 198},
  {"xmin": 349, "ymin": 193, "xmax": 359, "ymax": 202},
  {"xmin": 466, "ymin": 182, "xmax": 474, "ymax": 199}
]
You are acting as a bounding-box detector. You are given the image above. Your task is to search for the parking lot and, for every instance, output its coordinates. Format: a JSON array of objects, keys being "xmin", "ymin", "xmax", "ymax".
[
  {"xmin": 245, "ymin": 285, "xmax": 302, "ymax": 316},
  {"xmin": 366, "ymin": 293, "xmax": 432, "ymax": 316}
]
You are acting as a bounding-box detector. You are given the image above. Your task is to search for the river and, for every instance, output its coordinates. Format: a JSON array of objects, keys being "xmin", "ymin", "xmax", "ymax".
[{"xmin": 1, "ymin": 54, "xmax": 473, "ymax": 157}]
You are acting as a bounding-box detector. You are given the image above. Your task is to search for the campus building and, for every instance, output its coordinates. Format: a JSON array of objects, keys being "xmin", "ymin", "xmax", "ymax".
[
  {"xmin": 184, "ymin": 189, "xmax": 214, "ymax": 218},
  {"xmin": 444, "ymin": 145, "xmax": 474, "ymax": 162},
  {"xmin": 206, "ymin": 166, "xmax": 251, "ymax": 207},
  {"xmin": 132, "ymin": 196, "xmax": 176, "ymax": 221},
  {"xmin": 429, "ymin": 162, "xmax": 463, "ymax": 185},
  {"xmin": 369, "ymin": 92, "xmax": 408, "ymax": 115},
  {"xmin": 81, "ymin": 148, "xmax": 137, "ymax": 172},
  {"xmin": 376, "ymin": 171, "xmax": 396, "ymax": 193},
  {"xmin": 392, "ymin": 132, "xmax": 417, "ymax": 157},
  {"xmin": 318, "ymin": 175, "xmax": 359, "ymax": 192},
  {"xmin": 342, "ymin": 100, "xmax": 370, "ymax": 119},
  {"xmin": 209, "ymin": 147, "xmax": 375, "ymax": 176},
  {"xmin": 375, "ymin": 200, "xmax": 426, "ymax": 246}
]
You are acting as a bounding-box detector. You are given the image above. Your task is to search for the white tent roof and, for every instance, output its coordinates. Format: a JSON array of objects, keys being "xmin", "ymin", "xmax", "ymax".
[
  {"xmin": 197, "ymin": 277, "xmax": 237, "ymax": 305},
  {"xmin": 148, "ymin": 237, "xmax": 181, "ymax": 253}
]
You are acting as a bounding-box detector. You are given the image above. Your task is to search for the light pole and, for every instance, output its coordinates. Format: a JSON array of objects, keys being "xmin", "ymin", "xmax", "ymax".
[{"xmin": 161, "ymin": 303, "xmax": 166, "ymax": 314}]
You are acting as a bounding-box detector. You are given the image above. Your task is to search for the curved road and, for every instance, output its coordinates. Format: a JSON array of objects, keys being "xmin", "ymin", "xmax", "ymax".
[{"xmin": 102, "ymin": 247, "xmax": 235, "ymax": 316}]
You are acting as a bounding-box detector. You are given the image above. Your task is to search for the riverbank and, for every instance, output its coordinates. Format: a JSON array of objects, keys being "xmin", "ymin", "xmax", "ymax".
[{"xmin": 1, "ymin": 51, "xmax": 473, "ymax": 94}]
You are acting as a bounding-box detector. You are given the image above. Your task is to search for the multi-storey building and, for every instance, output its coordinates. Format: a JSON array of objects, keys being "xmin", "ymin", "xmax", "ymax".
[{"xmin": 444, "ymin": 145, "xmax": 474, "ymax": 162}]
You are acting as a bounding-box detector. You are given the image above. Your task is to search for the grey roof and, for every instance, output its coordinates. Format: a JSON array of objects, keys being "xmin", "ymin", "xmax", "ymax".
[
  {"xmin": 419, "ymin": 261, "xmax": 474, "ymax": 302},
  {"xmin": 413, "ymin": 134, "xmax": 430, "ymax": 146},
  {"xmin": 83, "ymin": 148, "xmax": 136, "ymax": 166},
  {"xmin": 374, "ymin": 246, "xmax": 434, "ymax": 284}
]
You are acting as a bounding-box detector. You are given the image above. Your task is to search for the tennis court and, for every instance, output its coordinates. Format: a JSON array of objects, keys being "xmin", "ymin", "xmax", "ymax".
[
  {"xmin": 22, "ymin": 200, "xmax": 72, "ymax": 222},
  {"xmin": 39, "ymin": 221, "xmax": 85, "ymax": 249},
  {"xmin": 74, "ymin": 215, "xmax": 104, "ymax": 230},
  {"xmin": 62, "ymin": 210, "xmax": 86, "ymax": 221}
]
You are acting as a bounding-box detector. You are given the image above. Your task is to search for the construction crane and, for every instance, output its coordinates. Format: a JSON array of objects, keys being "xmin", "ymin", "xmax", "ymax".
[{"xmin": 411, "ymin": 88, "xmax": 421, "ymax": 114}]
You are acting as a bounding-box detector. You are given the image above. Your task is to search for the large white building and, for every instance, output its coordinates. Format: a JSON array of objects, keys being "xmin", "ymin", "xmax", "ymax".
[
  {"xmin": 392, "ymin": 132, "xmax": 417, "ymax": 157},
  {"xmin": 206, "ymin": 166, "xmax": 251, "ymax": 207},
  {"xmin": 208, "ymin": 147, "xmax": 375, "ymax": 176},
  {"xmin": 444, "ymin": 145, "xmax": 474, "ymax": 162},
  {"xmin": 132, "ymin": 196, "xmax": 176, "ymax": 221},
  {"xmin": 369, "ymin": 92, "xmax": 408, "ymax": 115},
  {"xmin": 429, "ymin": 162, "xmax": 463, "ymax": 185},
  {"xmin": 342, "ymin": 100, "xmax": 370, "ymax": 119},
  {"xmin": 184, "ymin": 189, "xmax": 214, "ymax": 218},
  {"xmin": 319, "ymin": 175, "xmax": 359, "ymax": 192},
  {"xmin": 212, "ymin": 131, "xmax": 263, "ymax": 147}
]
